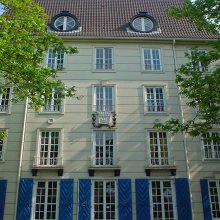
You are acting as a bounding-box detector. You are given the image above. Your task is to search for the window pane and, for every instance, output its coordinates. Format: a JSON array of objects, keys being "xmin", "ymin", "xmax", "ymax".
[
  {"xmin": 39, "ymin": 131, "xmax": 60, "ymax": 166},
  {"xmin": 146, "ymin": 87, "xmax": 165, "ymax": 112},
  {"xmin": 94, "ymin": 181, "xmax": 116, "ymax": 220},
  {"xmin": 209, "ymin": 181, "xmax": 220, "ymax": 218},
  {"xmin": 0, "ymin": 88, "xmax": 10, "ymax": 112}
]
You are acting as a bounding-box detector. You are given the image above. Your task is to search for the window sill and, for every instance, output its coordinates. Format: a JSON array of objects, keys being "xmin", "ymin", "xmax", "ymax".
[
  {"xmin": 144, "ymin": 112, "xmax": 169, "ymax": 116},
  {"xmin": 145, "ymin": 165, "xmax": 176, "ymax": 176},
  {"xmin": 141, "ymin": 71, "xmax": 164, "ymax": 74},
  {"xmin": 0, "ymin": 112, "xmax": 11, "ymax": 115},
  {"xmin": 32, "ymin": 166, "xmax": 64, "ymax": 176},
  {"xmin": 202, "ymin": 159, "xmax": 220, "ymax": 163},
  {"xmin": 92, "ymin": 70, "xmax": 116, "ymax": 73},
  {"xmin": 39, "ymin": 112, "xmax": 64, "ymax": 115},
  {"xmin": 88, "ymin": 166, "xmax": 120, "ymax": 176}
]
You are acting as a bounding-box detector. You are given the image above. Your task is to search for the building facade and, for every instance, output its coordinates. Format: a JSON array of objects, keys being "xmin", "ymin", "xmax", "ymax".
[{"xmin": 0, "ymin": 0, "xmax": 219, "ymax": 220}]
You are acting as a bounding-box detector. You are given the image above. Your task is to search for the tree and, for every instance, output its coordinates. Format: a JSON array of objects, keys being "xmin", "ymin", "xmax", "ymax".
[
  {"xmin": 0, "ymin": 0, "xmax": 78, "ymax": 111},
  {"xmin": 155, "ymin": 0, "xmax": 220, "ymax": 139}
]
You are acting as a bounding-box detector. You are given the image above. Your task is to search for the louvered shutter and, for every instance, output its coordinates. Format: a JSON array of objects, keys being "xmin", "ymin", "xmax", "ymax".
[
  {"xmin": 200, "ymin": 179, "xmax": 212, "ymax": 220},
  {"xmin": 135, "ymin": 179, "xmax": 150, "ymax": 220},
  {"xmin": 0, "ymin": 180, "xmax": 7, "ymax": 220},
  {"xmin": 59, "ymin": 179, "xmax": 74, "ymax": 220},
  {"xmin": 78, "ymin": 179, "xmax": 91, "ymax": 220},
  {"xmin": 118, "ymin": 179, "xmax": 132, "ymax": 220},
  {"xmin": 16, "ymin": 178, "xmax": 34, "ymax": 220},
  {"xmin": 175, "ymin": 178, "xmax": 192, "ymax": 220}
]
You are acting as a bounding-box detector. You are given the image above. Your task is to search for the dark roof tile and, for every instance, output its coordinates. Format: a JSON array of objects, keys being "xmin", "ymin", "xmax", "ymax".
[{"xmin": 36, "ymin": 0, "xmax": 219, "ymax": 39}]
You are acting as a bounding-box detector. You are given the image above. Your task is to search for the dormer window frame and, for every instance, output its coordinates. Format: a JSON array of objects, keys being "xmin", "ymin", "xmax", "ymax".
[
  {"xmin": 129, "ymin": 12, "xmax": 158, "ymax": 33},
  {"xmin": 50, "ymin": 11, "xmax": 79, "ymax": 32}
]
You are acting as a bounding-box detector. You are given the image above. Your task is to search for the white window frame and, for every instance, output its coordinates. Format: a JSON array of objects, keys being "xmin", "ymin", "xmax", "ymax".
[
  {"xmin": 92, "ymin": 130, "xmax": 116, "ymax": 166},
  {"xmin": 203, "ymin": 132, "xmax": 220, "ymax": 160},
  {"xmin": 0, "ymin": 130, "xmax": 7, "ymax": 161},
  {"xmin": 32, "ymin": 180, "xmax": 59, "ymax": 220},
  {"xmin": 41, "ymin": 88, "xmax": 63, "ymax": 113},
  {"xmin": 94, "ymin": 47, "xmax": 114, "ymax": 70},
  {"xmin": 93, "ymin": 86, "xmax": 116, "ymax": 112},
  {"xmin": 142, "ymin": 48, "xmax": 162, "ymax": 71},
  {"xmin": 47, "ymin": 47, "xmax": 65, "ymax": 69},
  {"xmin": 92, "ymin": 180, "xmax": 117, "ymax": 220},
  {"xmin": 144, "ymin": 86, "xmax": 166, "ymax": 113},
  {"xmin": 208, "ymin": 180, "xmax": 220, "ymax": 219},
  {"xmin": 0, "ymin": 88, "xmax": 11, "ymax": 113},
  {"xmin": 150, "ymin": 180, "xmax": 177, "ymax": 220},
  {"xmin": 35, "ymin": 129, "xmax": 62, "ymax": 167},
  {"xmin": 190, "ymin": 49, "xmax": 208, "ymax": 72},
  {"xmin": 147, "ymin": 131, "xmax": 170, "ymax": 166}
]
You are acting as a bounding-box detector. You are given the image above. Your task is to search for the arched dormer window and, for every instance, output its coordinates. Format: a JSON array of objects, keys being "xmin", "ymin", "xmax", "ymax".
[
  {"xmin": 129, "ymin": 12, "xmax": 157, "ymax": 33},
  {"xmin": 50, "ymin": 11, "xmax": 79, "ymax": 32}
]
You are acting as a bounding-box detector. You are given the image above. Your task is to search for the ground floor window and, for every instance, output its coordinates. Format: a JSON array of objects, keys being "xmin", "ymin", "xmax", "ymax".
[
  {"xmin": 93, "ymin": 180, "xmax": 116, "ymax": 220},
  {"xmin": 150, "ymin": 180, "xmax": 176, "ymax": 220},
  {"xmin": 209, "ymin": 180, "xmax": 220, "ymax": 219},
  {"xmin": 33, "ymin": 180, "xmax": 58, "ymax": 220}
]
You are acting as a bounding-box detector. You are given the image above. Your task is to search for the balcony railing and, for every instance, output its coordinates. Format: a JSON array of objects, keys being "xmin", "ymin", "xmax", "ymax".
[
  {"xmin": 33, "ymin": 156, "xmax": 63, "ymax": 168},
  {"xmin": 145, "ymin": 156, "xmax": 176, "ymax": 176},
  {"xmin": 0, "ymin": 152, "xmax": 3, "ymax": 161},
  {"xmin": 42, "ymin": 104, "xmax": 62, "ymax": 112},
  {"xmin": 204, "ymin": 150, "xmax": 220, "ymax": 159},
  {"xmin": 147, "ymin": 155, "xmax": 175, "ymax": 167},
  {"xmin": 0, "ymin": 105, "xmax": 9, "ymax": 112},
  {"xmin": 95, "ymin": 63, "xmax": 113, "ymax": 70},
  {"xmin": 90, "ymin": 155, "xmax": 118, "ymax": 167},
  {"xmin": 88, "ymin": 156, "xmax": 120, "ymax": 176}
]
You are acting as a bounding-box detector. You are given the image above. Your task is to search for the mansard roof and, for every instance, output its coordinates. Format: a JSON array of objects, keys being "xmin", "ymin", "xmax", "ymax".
[{"xmin": 36, "ymin": 0, "xmax": 219, "ymax": 40}]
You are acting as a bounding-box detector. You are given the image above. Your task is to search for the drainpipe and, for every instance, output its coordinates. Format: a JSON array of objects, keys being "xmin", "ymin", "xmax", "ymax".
[
  {"xmin": 172, "ymin": 39, "xmax": 193, "ymax": 219},
  {"xmin": 14, "ymin": 97, "xmax": 28, "ymax": 220}
]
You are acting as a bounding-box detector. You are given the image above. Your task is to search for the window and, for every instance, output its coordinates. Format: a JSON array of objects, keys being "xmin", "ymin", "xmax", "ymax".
[
  {"xmin": 54, "ymin": 16, "xmax": 76, "ymax": 31},
  {"xmin": 145, "ymin": 87, "xmax": 165, "ymax": 112},
  {"xmin": 33, "ymin": 180, "xmax": 58, "ymax": 220},
  {"xmin": 143, "ymin": 48, "xmax": 161, "ymax": 71},
  {"xmin": 36, "ymin": 131, "xmax": 61, "ymax": 166},
  {"xmin": 129, "ymin": 12, "xmax": 157, "ymax": 33},
  {"xmin": 150, "ymin": 180, "xmax": 176, "ymax": 220},
  {"xmin": 95, "ymin": 48, "xmax": 113, "ymax": 70},
  {"xmin": 94, "ymin": 86, "xmax": 115, "ymax": 112},
  {"xmin": 93, "ymin": 180, "xmax": 116, "ymax": 220},
  {"xmin": 148, "ymin": 131, "xmax": 169, "ymax": 166},
  {"xmin": 42, "ymin": 89, "xmax": 62, "ymax": 113},
  {"xmin": 190, "ymin": 50, "xmax": 208, "ymax": 72},
  {"xmin": 209, "ymin": 180, "xmax": 220, "ymax": 219},
  {"xmin": 0, "ymin": 132, "xmax": 6, "ymax": 161},
  {"xmin": 0, "ymin": 88, "xmax": 11, "ymax": 112},
  {"xmin": 203, "ymin": 132, "xmax": 220, "ymax": 159},
  {"xmin": 47, "ymin": 47, "xmax": 64, "ymax": 69},
  {"xmin": 93, "ymin": 131, "xmax": 115, "ymax": 166},
  {"xmin": 51, "ymin": 12, "xmax": 79, "ymax": 32}
]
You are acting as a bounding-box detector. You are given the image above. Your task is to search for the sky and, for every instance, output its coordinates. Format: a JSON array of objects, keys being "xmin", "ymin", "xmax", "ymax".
[{"xmin": 0, "ymin": 4, "xmax": 4, "ymax": 15}]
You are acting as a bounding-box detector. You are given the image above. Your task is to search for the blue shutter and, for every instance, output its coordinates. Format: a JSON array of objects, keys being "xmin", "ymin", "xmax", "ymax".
[
  {"xmin": 0, "ymin": 180, "xmax": 7, "ymax": 220},
  {"xmin": 59, "ymin": 179, "xmax": 74, "ymax": 220},
  {"xmin": 175, "ymin": 178, "xmax": 192, "ymax": 220},
  {"xmin": 135, "ymin": 179, "xmax": 150, "ymax": 220},
  {"xmin": 118, "ymin": 179, "xmax": 132, "ymax": 220},
  {"xmin": 78, "ymin": 179, "xmax": 91, "ymax": 220},
  {"xmin": 200, "ymin": 179, "xmax": 212, "ymax": 220},
  {"xmin": 16, "ymin": 178, "xmax": 34, "ymax": 220}
]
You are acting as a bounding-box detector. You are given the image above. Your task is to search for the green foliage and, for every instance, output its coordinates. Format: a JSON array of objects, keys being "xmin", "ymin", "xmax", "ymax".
[
  {"xmin": 155, "ymin": 0, "xmax": 220, "ymax": 138},
  {"xmin": 0, "ymin": 0, "xmax": 78, "ymax": 110},
  {"xmin": 0, "ymin": 130, "xmax": 7, "ymax": 140}
]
